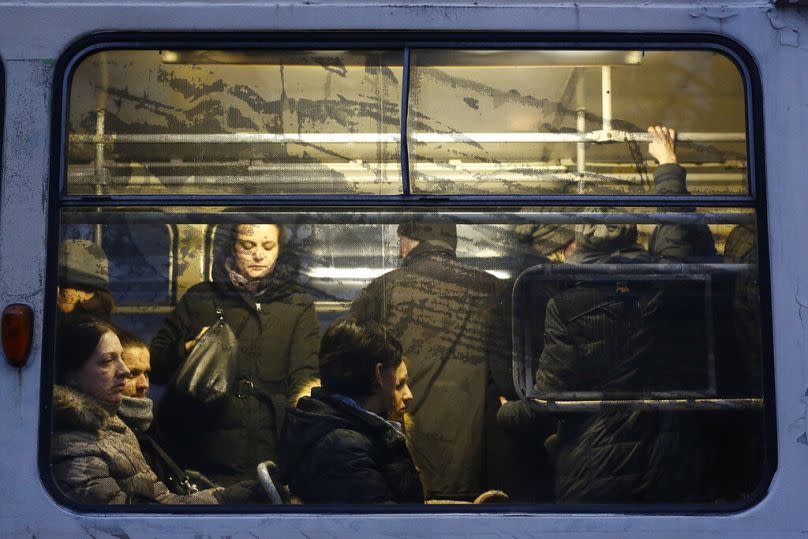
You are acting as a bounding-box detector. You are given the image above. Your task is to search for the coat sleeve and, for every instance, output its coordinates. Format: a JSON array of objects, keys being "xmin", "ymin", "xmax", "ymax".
[
  {"xmin": 496, "ymin": 399, "xmax": 543, "ymax": 432},
  {"xmin": 649, "ymin": 163, "xmax": 716, "ymax": 259},
  {"xmin": 286, "ymin": 298, "xmax": 321, "ymax": 404},
  {"xmin": 534, "ymin": 298, "xmax": 581, "ymax": 394},
  {"xmin": 51, "ymin": 452, "xmax": 129, "ymax": 505},
  {"xmin": 149, "ymin": 292, "xmax": 196, "ymax": 385}
]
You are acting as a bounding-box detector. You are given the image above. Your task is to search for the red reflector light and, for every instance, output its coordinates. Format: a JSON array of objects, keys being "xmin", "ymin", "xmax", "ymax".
[{"xmin": 2, "ymin": 304, "xmax": 34, "ymax": 367}]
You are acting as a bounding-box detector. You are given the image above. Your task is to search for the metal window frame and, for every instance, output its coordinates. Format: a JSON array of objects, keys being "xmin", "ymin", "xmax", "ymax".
[
  {"xmin": 0, "ymin": 54, "xmax": 4, "ymax": 218},
  {"xmin": 40, "ymin": 31, "xmax": 776, "ymax": 516}
]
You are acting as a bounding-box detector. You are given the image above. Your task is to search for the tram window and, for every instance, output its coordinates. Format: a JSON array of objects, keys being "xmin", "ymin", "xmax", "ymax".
[
  {"xmin": 407, "ymin": 50, "xmax": 748, "ymax": 196},
  {"xmin": 66, "ymin": 50, "xmax": 403, "ymax": 195},
  {"xmin": 50, "ymin": 42, "xmax": 768, "ymax": 510}
]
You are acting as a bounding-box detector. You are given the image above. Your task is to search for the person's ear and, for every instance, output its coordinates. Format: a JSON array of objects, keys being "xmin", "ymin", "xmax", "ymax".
[{"xmin": 374, "ymin": 363, "xmax": 384, "ymax": 388}]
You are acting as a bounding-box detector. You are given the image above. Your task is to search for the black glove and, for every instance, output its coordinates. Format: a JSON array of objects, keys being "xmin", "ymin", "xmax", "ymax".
[{"xmin": 213, "ymin": 480, "xmax": 267, "ymax": 504}]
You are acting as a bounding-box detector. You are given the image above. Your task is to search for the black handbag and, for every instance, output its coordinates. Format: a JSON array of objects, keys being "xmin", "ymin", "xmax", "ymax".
[{"xmin": 172, "ymin": 308, "xmax": 238, "ymax": 404}]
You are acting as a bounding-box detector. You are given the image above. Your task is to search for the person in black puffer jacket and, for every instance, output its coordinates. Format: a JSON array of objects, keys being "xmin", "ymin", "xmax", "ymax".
[
  {"xmin": 150, "ymin": 223, "xmax": 320, "ymax": 486},
  {"xmin": 498, "ymin": 125, "xmax": 715, "ymax": 503},
  {"xmin": 279, "ymin": 317, "xmax": 423, "ymax": 504}
]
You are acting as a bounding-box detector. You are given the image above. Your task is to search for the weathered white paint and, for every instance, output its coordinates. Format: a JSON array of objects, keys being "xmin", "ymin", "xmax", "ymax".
[{"xmin": 1, "ymin": 1, "xmax": 807, "ymax": 537}]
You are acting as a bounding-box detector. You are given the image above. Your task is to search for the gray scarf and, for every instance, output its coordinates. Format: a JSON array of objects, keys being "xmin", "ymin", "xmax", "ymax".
[{"xmin": 117, "ymin": 396, "xmax": 154, "ymax": 432}]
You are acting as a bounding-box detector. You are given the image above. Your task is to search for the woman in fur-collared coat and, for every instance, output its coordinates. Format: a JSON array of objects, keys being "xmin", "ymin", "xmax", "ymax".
[{"xmin": 50, "ymin": 320, "xmax": 260, "ymax": 505}]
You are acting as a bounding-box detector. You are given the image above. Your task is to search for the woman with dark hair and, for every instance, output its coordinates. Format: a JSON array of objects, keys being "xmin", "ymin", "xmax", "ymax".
[
  {"xmin": 150, "ymin": 223, "xmax": 320, "ymax": 486},
  {"xmin": 50, "ymin": 320, "xmax": 262, "ymax": 505},
  {"xmin": 279, "ymin": 317, "xmax": 422, "ymax": 504},
  {"xmin": 56, "ymin": 239, "xmax": 115, "ymax": 324}
]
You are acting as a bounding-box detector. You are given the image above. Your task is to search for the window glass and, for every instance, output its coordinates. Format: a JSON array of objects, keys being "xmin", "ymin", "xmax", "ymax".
[
  {"xmin": 67, "ymin": 50, "xmax": 403, "ymax": 195},
  {"xmin": 52, "ymin": 206, "xmax": 765, "ymax": 506},
  {"xmin": 407, "ymin": 50, "xmax": 748, "ymax": 195}
]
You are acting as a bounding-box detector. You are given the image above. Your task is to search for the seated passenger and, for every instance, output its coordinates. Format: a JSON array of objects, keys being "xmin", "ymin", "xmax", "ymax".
[
  {"xmin": 279, "ymin": 317, "xmax": 423, "ymax": 504},
  {"xmin": 150, "ymin": 223, "xmax": 319, "ymax": 486},
  {"xmin": 50, "ymin": 320, "xmax": 263, "ymax": 505},
  {"xmin": 116, "ymin": 328, "xmax": 215, "ymax": 495},
  {"xmin": 56, "ymin": 239, "xmax": 115, "ymax": 325}
]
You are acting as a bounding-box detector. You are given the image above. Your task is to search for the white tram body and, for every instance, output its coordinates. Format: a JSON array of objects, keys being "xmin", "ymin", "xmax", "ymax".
[{"xmin": 0, "ymin": 0, "xmax": 806, "ymax": 537}]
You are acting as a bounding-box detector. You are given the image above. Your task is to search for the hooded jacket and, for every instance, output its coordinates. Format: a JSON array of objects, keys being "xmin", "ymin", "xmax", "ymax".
[
  {"xmin": 534, "ymin": 212, "xmax": 708, "ymax": 502},
  {"xmin": 498, "ymin": 164, "xmax": 714, "ymax": 502},
  {"xmin": 150, "ymin": 225, "xmax": 320, "ymax": 486},
  {"xmin": 50, "ymin": 385, "xmax": 221, "ymax": 505},
  {"xmin": 279, "ymin": 389, "xmax": 424, "ymax": 504},
  {"xmin": 350, "ymin": 241, "xmax": 511, "ymax": 500}
]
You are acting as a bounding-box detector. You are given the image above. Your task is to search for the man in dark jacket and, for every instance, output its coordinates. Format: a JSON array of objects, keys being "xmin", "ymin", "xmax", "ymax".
[
  {"xmin": 498, "ymin": 125, "xmax": 714, "ymax": 503},
  {"xmin": 350, "ymin": 222, "xmax": 511, "ymax": 500},
  {"xmin": 279, "ymin": 317, "xmax": 423, "ymax": 504}
]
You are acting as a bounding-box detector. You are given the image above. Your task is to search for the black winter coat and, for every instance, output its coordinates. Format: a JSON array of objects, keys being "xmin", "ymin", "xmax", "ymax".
[
  {"xmin": 498, "ymin": 163, "xmax": 713, "ymax": 503},
  {"xmin": 150, "ymin": 242, "xmax": 320, "ymax": 486},
  {"xmin": 350, "ymin": 242, "xmax": 511, "ymax": 500},
  {"xmin": 279, "ymin": 390, "xmax": 424, "ymax": 504},
  {"xmin": 538, "ymin": 246, "xmax": 705, "ymax": 503}
]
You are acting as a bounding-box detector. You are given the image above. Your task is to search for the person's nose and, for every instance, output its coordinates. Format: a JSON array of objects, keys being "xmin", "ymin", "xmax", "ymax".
[
  {"xmin": 403, "ymin": 384, "xmax": 414, "ymax": 404},
  {"xmin": 252, "ymin": 250, "xmax": 264, "ymax": 261},
  {"xmin": 136, "ymin": 374, "xmax": 149, "ymax": 392},
  {"xmin": 116, "ymin": 359, "xmax": 131, "ymax": 380}
]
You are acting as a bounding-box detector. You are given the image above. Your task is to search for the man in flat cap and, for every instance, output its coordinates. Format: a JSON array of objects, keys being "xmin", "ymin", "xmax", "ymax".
[{"xmin": 351, "ymin": 220, "xmax": 512, "ymax": 501}]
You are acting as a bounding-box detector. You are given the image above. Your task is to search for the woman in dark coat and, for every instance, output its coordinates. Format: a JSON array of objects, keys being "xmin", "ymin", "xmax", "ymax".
[{"xmin": 150, "ymin": 223, "xmax": 320, "ymax": 486}]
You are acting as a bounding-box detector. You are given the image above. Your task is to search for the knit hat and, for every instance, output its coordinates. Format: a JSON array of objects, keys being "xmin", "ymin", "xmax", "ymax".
[
  {"xmin": 58, "ymin": 239, "xmax": 110, "ymax": 292},
  {"xmin": 397, "ymin": 222, "xmax": 458, "ymax": 251},
  {"xmin": 514, "ymin": 224, "xmax": 575, "ymax": 257}
]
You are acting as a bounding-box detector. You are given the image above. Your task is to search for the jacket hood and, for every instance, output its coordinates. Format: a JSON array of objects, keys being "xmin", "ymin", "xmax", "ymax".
[
  {"xmin": 52, "ymin": 385, "xmax": 123, "ymax": 434},
  {"xmin": 279, "ymin": 390, "xmax": 394, "ymax": 481},
  {"xmin": 211, "ymin": 223, "xmax": 304, "ymax": 302},
  {"xmin": 570, "ymin": 208, "xmax": 646, "ymax": 263}
]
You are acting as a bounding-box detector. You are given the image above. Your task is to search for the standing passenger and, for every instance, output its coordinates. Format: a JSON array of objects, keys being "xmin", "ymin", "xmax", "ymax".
[
  {"xmin": 498, "ymin": 125, "xmax": 712, "ymax": 503},
  {"xmin": 150, "ymin": 223, "xmax": 320, "ymax": 486},
  {"xmin": 350, "ymin": 222, "xmax": 511, "ymax": 500}
]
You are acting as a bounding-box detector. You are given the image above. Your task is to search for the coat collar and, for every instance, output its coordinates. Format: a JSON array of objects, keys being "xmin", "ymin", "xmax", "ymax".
[
  {"xmin": 402, "ymin": 241, "xmax": 456, "ymax": 267},
  {"xmin": 52, "ymin": 385, "xmax": 125, "ymax": 434}
]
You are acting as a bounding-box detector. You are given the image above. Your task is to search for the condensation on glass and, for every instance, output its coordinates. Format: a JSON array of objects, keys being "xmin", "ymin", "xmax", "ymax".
[
  {"xmin": 407, "ymin": 50, "xmax": 748, "ymax": 195},
  {"xmin": 67, "ymin": 50, "xmax": 404, "ymax": 195},
  {"xmin": 55, "ymin": 46, "xmax": 766, "ymax": 508}
]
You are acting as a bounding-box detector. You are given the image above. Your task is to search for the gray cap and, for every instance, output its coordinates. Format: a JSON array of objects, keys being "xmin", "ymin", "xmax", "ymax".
[
  {"xmin": 58, "ymin": 239, "xmax": 110, "ymax": 292},
  {"xmin": 397, "ymin": 222, "xmax": 458, "ymax": 251}
]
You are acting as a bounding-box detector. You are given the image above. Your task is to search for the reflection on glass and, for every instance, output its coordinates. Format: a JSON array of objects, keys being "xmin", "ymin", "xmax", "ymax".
[
  {"xmin": 408, "ymin": 50, "xmax": 748, "ymax": 195},
  {"xmin": 67, "ymin": 50, "xmax": 403, "ymax": 195},
  {"xmin": 54, "ymin": 206, "xmax": 765, "ymax": 505}
]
